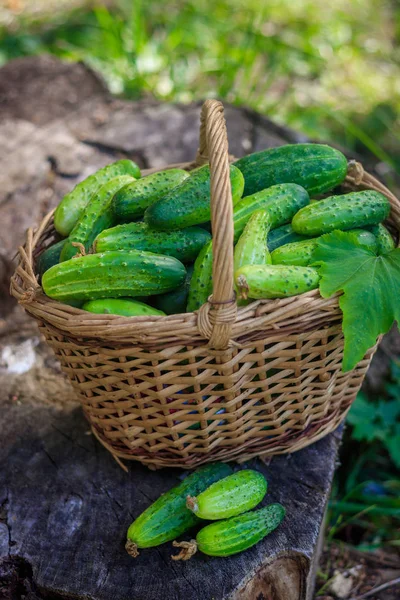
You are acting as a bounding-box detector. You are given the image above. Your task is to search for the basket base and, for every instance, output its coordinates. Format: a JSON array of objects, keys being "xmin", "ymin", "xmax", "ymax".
[{"xmin": 91, "ymin": 405, "xmax": 349, "ymax": 470}]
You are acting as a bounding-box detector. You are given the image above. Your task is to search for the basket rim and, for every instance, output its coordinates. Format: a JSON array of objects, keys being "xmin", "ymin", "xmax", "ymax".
[{"xmin": 10, "ymin": 156, "xmax": 400, "ymax": 348}]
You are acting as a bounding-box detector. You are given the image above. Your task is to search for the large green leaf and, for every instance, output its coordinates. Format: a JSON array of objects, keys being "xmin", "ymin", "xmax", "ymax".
[{"xmin": 312, "ymin": 231, "xmax": 400, "ymax": 372}]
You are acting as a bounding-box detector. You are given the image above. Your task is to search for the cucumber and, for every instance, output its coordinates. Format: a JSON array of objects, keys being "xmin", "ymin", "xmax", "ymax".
[
  {"xmin": 267, "ymin": 224, "xmax": 311, "ymax": 252},
  {"xmin": 36, "ymin": 239, "xmax": 67, "ymax": 277},
  {"xmin": 193, "ymin": 503, "xmax": 285, "ymax": 557},
  {"xmin": 95, "ymin": 222, "xmax": 211, "ymax": 263},
  {"xmin": 144, "ymin": 164, "xmax": 244, "ymax": 230},
  {"xmin": 186, "ymin": 239, "xmax": 213, "ymax": 312},
  {"xmin": 82, "ymin": 298, "xmax": 166, "ymax": 317},
  {"xmin": 292, "ymin": 190, "xmax": 391, "ymax": 236},
  {"xmin": 233, "ymin": 184, "xmax": 310, "ymax": 242},
  {"xmin": 54, "ymin": 159, "xmax": 140, "ymax": 236},
  {"xmin": 271, "ymin": 229, "xmax": 378, "ymax": 267},
  {"xmin": 61, "ymin": 175, "xmax": 135, "ymax": 262},
  {"xmin": 234, "ymin": 143, "xmax": 348, "ymax": 197},
  {"xmin": 368, "ymin": 224, "xmax": 396, "ymax": 254},
  {"xmin": 126, "ymin": 462, "xmax": 232, "ymax": 555},
  {"xmin": 234, "ymin": 210, "xmax": 272, "ymax": 273},
  {"xmin": 153, "ymin": 265, "xmax": 193, "ymax": 314},
  {"xmin": 236, "ymin": 264, "xmax": 320, "ymax": 300},
  {"xmin": 186, "ymin": 470, "xmax": 267, "ymax": 520},
  {"xmin": 42, "ymin": 250, "xmax": 186, "ymax": 303},
  {"xmin": 113, "ymin": 168, "xmax": 189, "ymax": 221}
]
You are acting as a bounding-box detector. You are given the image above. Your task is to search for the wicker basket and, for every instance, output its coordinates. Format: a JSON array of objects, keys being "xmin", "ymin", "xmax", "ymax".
[{"xmin": 10, "ymin": 100, "xmax": 400, "ymax": 470}]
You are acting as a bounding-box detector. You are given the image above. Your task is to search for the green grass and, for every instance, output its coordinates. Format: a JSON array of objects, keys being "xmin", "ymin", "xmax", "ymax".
[{"xmin": 1, "ymin": 0, "xmax": 400, "ymax": 168}]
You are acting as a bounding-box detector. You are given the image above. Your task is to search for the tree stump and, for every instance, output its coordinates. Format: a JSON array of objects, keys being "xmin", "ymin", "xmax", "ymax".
[{"xmin": 0, "ymin": 56, "xmax": 394, "ymax": 600}]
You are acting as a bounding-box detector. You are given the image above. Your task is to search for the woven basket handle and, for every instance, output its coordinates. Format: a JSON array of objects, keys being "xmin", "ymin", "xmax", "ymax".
[{"xmin": 195, "ymin": 100, "xmax": 236, "ymax": 349}]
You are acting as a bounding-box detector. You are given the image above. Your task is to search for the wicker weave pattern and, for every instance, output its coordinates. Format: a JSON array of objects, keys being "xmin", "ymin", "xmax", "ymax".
[{"xmin": 10, "ymin": 100, "xmax": 399, "ymax": 469}]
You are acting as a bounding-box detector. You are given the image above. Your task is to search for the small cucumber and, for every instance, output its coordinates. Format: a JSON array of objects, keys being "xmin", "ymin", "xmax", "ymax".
[
  {"xmin": 186, "ymin": 470, "xmax": 267, "ymax": 520},
  {"xmin": 186, "ymin": 239, "xmax": 213, "ymax": 312},
  {"xmin": 236, "ymin": 264, "xmax": 320, "ymax": 300},
  {"xmin": 368, "ymin": 224, "xmax": 396, "ymax": 254},
  {"xmin": 113, "ymin": 168, "xmax": 189, "ymax": 221},
  {"xmin": 82, "ymin": 298, "xmax": 166, "ymax": 317},
  {"xmin": 233, "ymin": 184, "xmax": 310, "ymax": 242},
  {"xmin": 145, "ymin": 164, "xmax": 244, "ymax": 230},
  {"xmin": 267, "ymin": 224, "xmax": 312, "ymax": 252},
  {"xmin": 153, "ymin": 265, "xmax": 193, "ymax": 314},
  {"xmin": 36, "ymin": 239, "xmax": 67, "ymax": 277},
  {"xmin": 234, "ymin": 143, "xmax": 347, "ymax": 197},
  {"xmin": 95, "ymin": 222, "xmax": 211, "ymax": 263},
  {"xmin": 234, "ymin": 210, "xmax": 272, "ymax": 273},
  {"xmin": 292, "ymin": 190, "xmax": 391, "ymax": 236},
  {"xmin": 42, "ymin": 250, "xmax": 186, "ymax": 303},
  {"xmin": 54, "ymin": 159, "xmax": 140, "ymax": 236},
  {"xmin": 126, "ymin": 462, "xmax": 232, "ymax": 555},
  {"xmin": 271, "ymin": 229, "xmax": 378, "ymax": 267},
  {"xmin": 61, "ymin": 175, "xmax": 135, "ymax": 262},
  {"xmin": 192, "ymin": 503, "xmax": 285, "ymax": 557}
]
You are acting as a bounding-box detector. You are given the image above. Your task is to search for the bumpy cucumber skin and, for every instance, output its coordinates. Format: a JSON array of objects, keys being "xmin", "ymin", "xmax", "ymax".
[
  {"xmin": 234, "ymin": 210, "xmax": 272, "ymax": 273},
  {"xmin": 233, "ymin": 184, "xmax": 310, "ymax": 242},
  {"xmin": 196, "ymin": 503, "xmax": 285, "ymax": 557},
  {"xmin": 267, "ymin": 224, "xmax": 311, "ymax": 252},
  {"xmin": 95, "ymin": 222, "xmax": 211, "ymax": 263},
  {"xmin": 189, "ymin": 470, "xmax": 267, "ymax": 520},
  {"xmin": 36, "ymin": 239, "xmax": 67, "ymax": 277},
  {"xmin": 234, "ymin": 143, "xmax": 348, "ymax": 197},
  {"xmin": 113, "ymin": 169, "xmax": 189, "ymax": 221},
  {"xmin": 54, "ymin": 160, "xmax": 140, "ymax": 236},
  {"xmin": 368, "ymin": 224, "xmax": 396, "ymax": 254},
  {"xmin": 61, "ymin": 175, "xmax": 135, "ymax": 262},
  {"xmin": 82, "ymin": 298, "xmax": 166, "ymax": 317},
  {"xmin": 127, "ymin": 463, "xmax": 233, "ymax": 549},
  {"xmin": 42, "ymin": 250, "xmax": 186, "ymax": 303},
  {"xmin": 154, "ymin": 265, "xmax": 193, "ymax": 314},
  {"xmin": 186, "ymin": 240, "xmax": 213, "ymax": 312},
  {"xmin": 236, "ymin": 264, "xmax": 320, "ymax": 299},
  {"xmin": 292, "ymin": 190, "xmax": 391, "ymax": 236},
  {"xmin": 144, "ymin": 164, "xmax": 244, "ymax": 230},
  {"xmin": 271, "ymin": 239, "xmax": 317, "ymax": 267}
]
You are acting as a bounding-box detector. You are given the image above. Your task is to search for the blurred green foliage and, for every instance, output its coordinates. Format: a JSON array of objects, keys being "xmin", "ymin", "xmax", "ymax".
[{"xmin": 1, "ymin": 0, "xmax": 400, "ymax": 167}]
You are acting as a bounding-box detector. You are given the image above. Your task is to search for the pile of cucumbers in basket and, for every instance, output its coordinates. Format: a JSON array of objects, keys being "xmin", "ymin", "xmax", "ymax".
[{"xmin": 39, "ymin": 143, "xmax": 393, "ymax": 316}]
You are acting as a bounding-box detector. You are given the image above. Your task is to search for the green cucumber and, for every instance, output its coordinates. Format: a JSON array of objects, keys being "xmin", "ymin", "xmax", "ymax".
[
  {"xmin": 154, "ymin": 265, "xmax": 193, "ymax": 314},
  {"xmin": 233, "ymin": 184, "xmax": 310, "ymax": 242},
  {"xmin": 126, "ymin": 462, "xmax": 232, "ymax": 555},
  {"xmin": 186, "ymin": 239, "xmax": 213, "ymax": 312},
  {"xmin": 82, "ymin": 298, "xmax": 166, "ymax": 317},
  {"xmin": 36, "ymin": 239, "xmax": 67, "ymax": 277},
  {"xmin": 42, "ymin": 250, "xmax": 186, "ymax": 303},
  {"xmin": 271, "ymin": 229, "xmax": 378, "ymax": 267},
  {"xmin": 368, "ymin": 224, "xmax": 396, "ymax": 254},
  {"xmin": 193, "ymin": 503, "xmax": 285, "ymax": 557},
  {"xmin": 236, "ymin": 264, "xmax": 320, "ymax": 299},
  {"xmin": 292, "ymin": 190, "xmax": 391, "ymax": 236},
  {"xmin": 54, "ymin": 160, "xmax": 140, "ymax": 236},
  {"xmin": 95, "ymin": 222, "xmax": 211, "ymax": 263},
  {"xmin": 186, "ymin": 470, "xmax": 267, "ymax": 520},
  {"xmin": 61, "ymin": 175, "xmax": 135, "ymax": 262},
  {"xmin": 267, "ymin": 224, "xmax": 312, "ymax": 252},
  {"xmin": 234, "ymin": 210, "xmax": 272, "ymax": 273},
  {"xmin": 144, "ymin": 164, "xmax": 244, "ymax": 230},
  {"xmin": 234, "ymin": 143, "xmax": 348, "ymax": 197},
  {"xmin": 113, "ymin": 168, "xmax": 189, "ymax": 221}
]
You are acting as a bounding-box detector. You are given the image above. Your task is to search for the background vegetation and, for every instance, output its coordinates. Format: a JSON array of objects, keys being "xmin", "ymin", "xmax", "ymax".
[{"xmin": 1, "ymin": 0, "xmax": 399, "ymax": 556}]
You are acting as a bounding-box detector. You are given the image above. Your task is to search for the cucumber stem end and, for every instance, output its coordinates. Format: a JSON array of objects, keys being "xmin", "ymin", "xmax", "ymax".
[
  {"xmin": 125, "ymin": 540, "xmax": 140, "ymax": 558},
  {"xmin": 171, "ymin": 539, "xmax": 198, "ymax": 561},
  {"xmin": 186, "ymin": 495, "xmax": 199, "ymax": 513}
]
